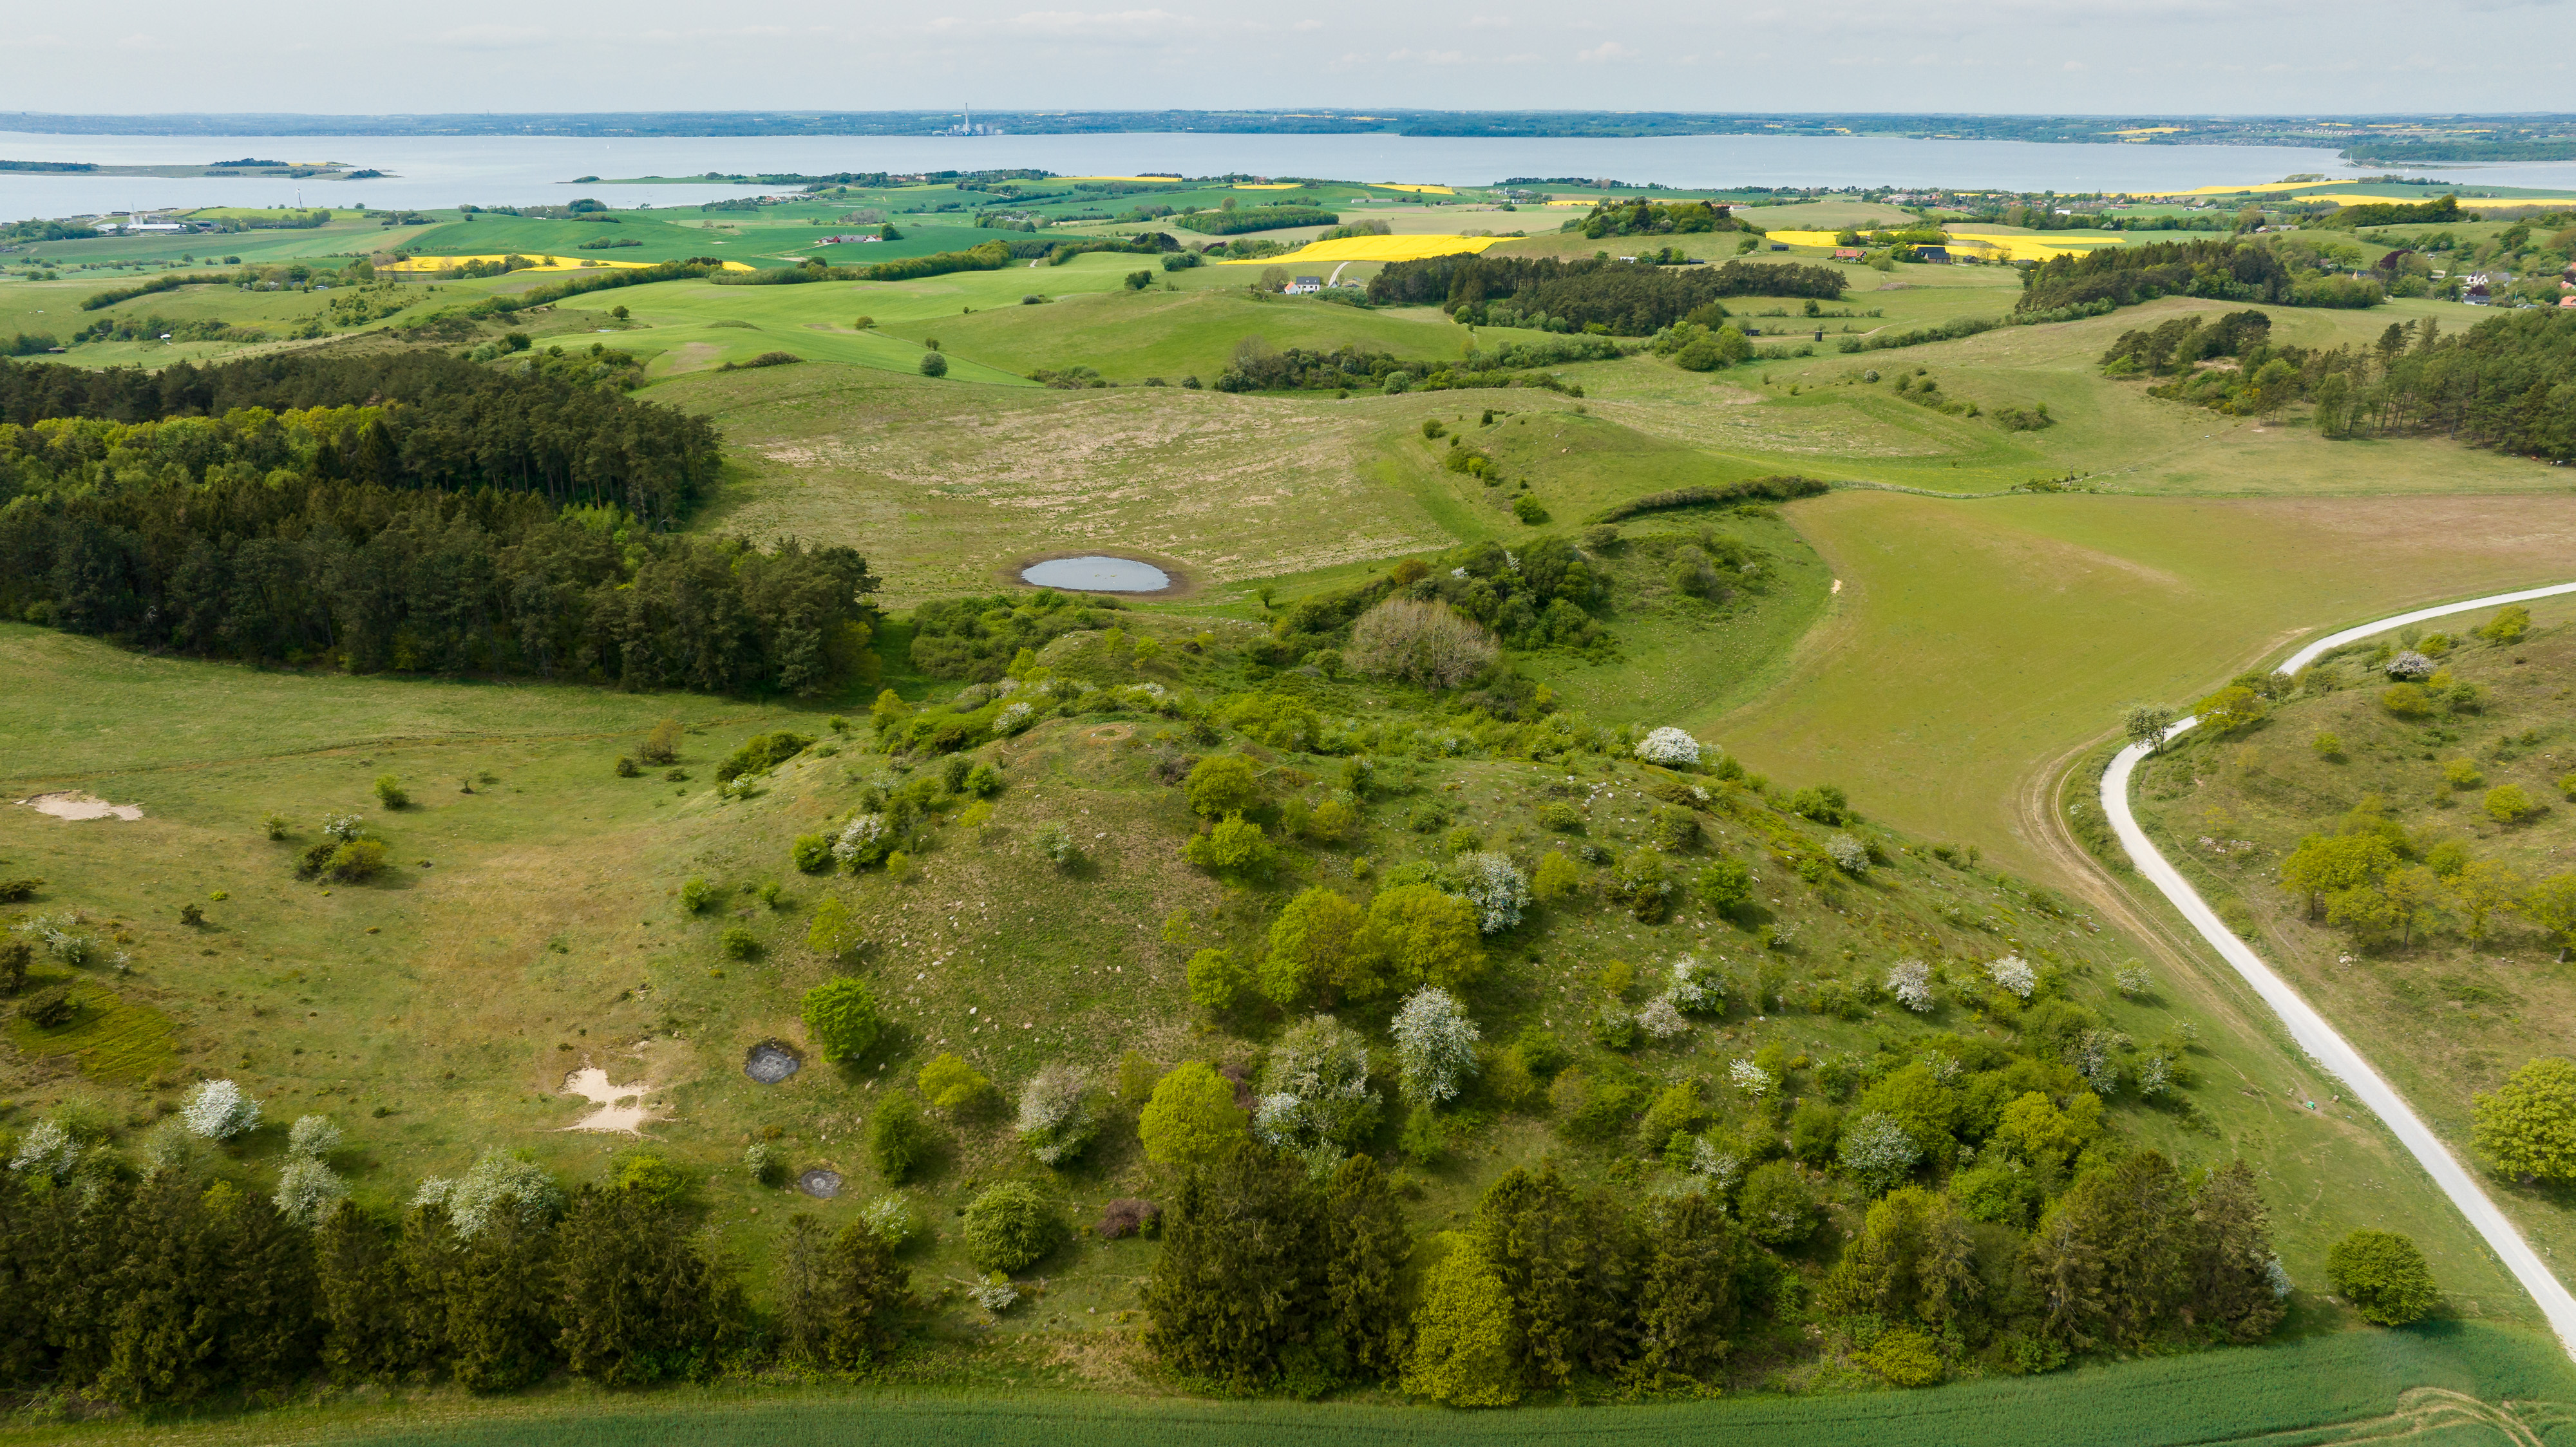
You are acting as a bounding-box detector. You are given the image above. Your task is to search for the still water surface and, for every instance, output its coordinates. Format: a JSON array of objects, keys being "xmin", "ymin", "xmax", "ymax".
[
  {"xmin": 1021, "ymin": 556, "xmax": 1173, "ymax": 593},
  {"xmin": 8, "ymin": 129, "xmax": 2576, "ymax": 218}
]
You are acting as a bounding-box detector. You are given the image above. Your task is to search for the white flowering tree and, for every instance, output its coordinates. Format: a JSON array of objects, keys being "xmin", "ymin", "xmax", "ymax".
[
  {"xmin": 1839, "ymin": 1112, "xmax": 1920, "ymax": 1194},
  {"xmin": 994, "ymin": 701, "xmax": 1036, "ymax": 736},
  {"xmin": 1826, "ymin": 833, "xmax": 1870, "ymax": 875},
  {"xmin": 287, "ymin": 1114, "xmax": 343, "ymax": 1159},
  {"xmin": 1016, "ymin": 1064, "xmax": 1098, "ymax": 1167},
  {"xmin": 1689, "ymin": 1137, "xmax": 1743, "ymax": 1191},
  {"xmin": 1634, "ymin": 727, "xmax": 1703, "ymax": 767},
  {"xmin": 1637, "ymin": 992, "xmax": 1689, "ymax": 1039},
  {"xmin": 8, "ymin": 1119, "xmax": 80, "ymax": 1181},
  {"xmin": 1728, "ymin": 1057, "xmax": 1774, "ymax": 1097},
  {"xmin": 2115, "ymin": 963, "xmax": 2154, "ymax": 999},
  {"xmin": 1456, "ymin": 853, "xmax": 1530, "ymax": 934},
  {"xmin": 274, "ymin": 1158, "xmax": 348, "ymax": 1225},
  {"xmin": 1391, "ymin": 987, "xmax": 1481, "ymax": 1106},
  {"xmin": 830, "ymin": 813, "xmax": 893, "ymax": 868},
  {"xmin": 322, "ymin": 812, "xmax": 365, "ymax": 842},
  {"xmin": 1885, "ymin": 958, "xmax": 1935, "ymax": 1013},
  {"xmin": 1668, "ymin": 955, "xmax": 1726, "ymax": 1014},
  {"xmin": 182, "ymin": 1079, "xmax": 262, "ymax": 1140},
  {"xmin": 1985, "ymin": 955, "xmax": 2037, "ymax": 1000},
  {"xmin": 1254, "ymin": 1016, "xmax": 1381, "ymax": 1173},
  {"xmin": 862, "ymin": 1194, "xmax": 918, "ymax": 1245},
  {"xmin": 417, "ymin": 1149, "xmax": 564, "ymax": 1239},
  {"xmin": 2385, "ymin": 650, "xmax": 2436, "ymax": 681}
]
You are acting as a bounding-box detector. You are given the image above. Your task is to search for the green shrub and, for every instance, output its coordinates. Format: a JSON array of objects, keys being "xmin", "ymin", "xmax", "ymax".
[
  {"xmin": 614, "ymin": 755, "xmax": 641, "ymax": 777},
  {"xmin": 325, "ymin": 839, "xmax": 387, "ymax": 882},
  {"xmin": 1182, "ymin": 813, "xmax": 1273, "ymax": 876},
  {"xmin": 1138, "ymin": 1061, "xmax": 1249, "ymax": 1167},
  {"xmin": 744, "ymin": 1141, "xmax": 786, "ymax": 1186},
  {"xmin": 679, "ymin": 876, "xmax": 719, "ymax": 913},
  {"xmin": 1694, "ymin": 857, "xmax": 1754, "ymax": 914},
  {"xmin": 1187, "ymin": 947, "xmax": 1251, "ymax": 1011},
  {"xmin": 2326, "ymin": 1229, "xmax": 2439, "ymax": 1325},
  {"xmin": 719, "ymin": 924, "xmax": 761, "ymax": 960},
  {"xmin": 715, "ymin": 731, "xmax": 815, "ymax": 783},
  {"xmin": 2311, "ymin": 732, "xmax": 2343, "ymax": 761},
  {"xmin": 19, "ymin": 987, "xmax": 75, "ymax": 1028},
  {"xmin": 919, "ymin": 350, "xmax": 949, "ymax": 378},
  {"xmin": 867, "ymin": 1091, "xmax": 936, "ymax": 1183},
  {"xmin": 801, "ymin": 977, "xmax": 884, "ymax": 1061},
  {"xmin": 963, "ymin": 763, "xmax": 1004, "ymax": 797},
  {"xmin": 918, "ymin": 1052, "xmax": 996, "ymax": 1113},
  {"xmin": 2486, "ymin": 784, "xmax": 2537, "ymax": 823},
  {"xmin": 1537, "ymin": 801, "xmax": 1584, "ymax": 833},
  {"xmin": 1184, "ymin": 755, "xmax": 1261, "ymax": 817},
  {"xmin": 1511, "ymin": 493, "xmax": 1549, "ymax": 524},
  {"xmin": 1738, "ymin": 1160, "xmax": 1819, "ymax": 1244},
  {"xmin": 614, "ymin": 1152, "xmax": 688, "ymax": 1203},
  {"xmin": 791, "ymin": 833, "xmax": 833, "ymax": 873},
  {"xmin": 373, "ymin": 774, "xmax": 409, "ymax": 809},
  {"xmin": 962, "ymin": 1182, "xmax": 1065, "ymax": 1272}
]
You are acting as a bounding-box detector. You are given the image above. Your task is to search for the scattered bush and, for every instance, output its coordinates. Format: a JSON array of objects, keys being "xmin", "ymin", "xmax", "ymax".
[
  {"xmin": 719, "ymin": 924, "xmax": 762, "ymax": 960},
  {"xmin": 1188, "ymin": 947, "xmax": 1252, "ymax": 1011},
  {"xmin": 182, "ymin": 1079, "xmax": 261, "ymax": 1140},
  {"xmin": 287, "ymin": 1114, "xmax": 342, "ymax": 1159},
  {"xmin": 745, "ymin": 1141, "xmax": 786, "ymax": 1186},
  {"xmin": 19, "ymin": 987, "xmax": 74, "ymax": 1028},
  {"xmin": 1184, "ymin": 755, "xmax": 1261, "ymax": 818},
  {"xmin": 1139, "ymin": 1061, "xmax": 1251, "ymax": 1167},
  {"xmin": 679, "ymin": 876, "xmax": 720, "ymax": 912},
  {"xmin": 801, "ymin": 977, "xmax": 884, "ymax": 1061},
  {"xmin": 962, "ymin": 1182, "xmax": 1066, "ymax": 1272},
  {"xmin": 1345, "ymin": 597, "xmax": 1499, "ymax": 689},
  {"xmin": 1634, "ymin": 727, "xmax": 1703, "ymax": 766},
  {"xmin": 1392, "ymin": 987, "xmax": 1481, "ymax": 1106},
  {"xmin": 1016, "ymin": 1064, "xmax": 1099, "ymax": 1167},
  {"xmin": 2326, "ymin": 1229, "xmax": 2439, "ymax": 1325},
  {"xmin": 791, "ymin": 833, "xmax": 833, "ymax": 873},
  {"xmin": 867, "ymin": 1092, "xmax": 936, "ymax": 1183},
  {"xmin": 919, "ymin": 351, "xmax": 949, "ymax": 377},
  {"xmin": 918, "ymin": 1052, "xmax": 996, "ymax": 1113},
  {"xmin": 273, "ymin": 1159, "xmax": 350, "ymax": 1225},
  {"xmin": 373, "ymin": 774, "xmax": 409, "ymax": 809},
  {"xmin": 2487, "ymin": 784, "xmax": 2537, "ymax": 823}
]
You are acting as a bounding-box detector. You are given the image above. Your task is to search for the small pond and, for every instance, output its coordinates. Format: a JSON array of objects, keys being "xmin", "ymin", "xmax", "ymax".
[
  {"xmin": 797, "ymin": 1169, "xmax": 844, "ymax": 1199},
  {"xmin": 1020, "ymin": 555, "xmax": 1171, "ymax": 592},
  {"xmin": 744, "ymin": 1041, "xmax": 801, "ymax": 1084}
]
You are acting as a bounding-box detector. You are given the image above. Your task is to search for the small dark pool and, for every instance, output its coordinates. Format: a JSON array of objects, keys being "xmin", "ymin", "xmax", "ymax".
[
  {"xmin": 1021, "ymin": 555, "xmax": 1171, "ymax": 592},
  {"xmin": 744, "ymin": 1042, "xmax": 800, "ymax": 1084}
]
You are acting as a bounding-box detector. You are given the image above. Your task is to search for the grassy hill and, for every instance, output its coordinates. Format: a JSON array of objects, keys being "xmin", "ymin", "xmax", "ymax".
[{"xmin": 2131, "ymin": 597, "xmax": 2576, "ymax": 1278}]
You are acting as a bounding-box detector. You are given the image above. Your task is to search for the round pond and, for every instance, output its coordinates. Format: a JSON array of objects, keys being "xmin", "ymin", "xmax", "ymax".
[
  {"xmin": 743, "ymin": 1041, "xmax": 801, "ymax": 1084},
  {"xmin": 1020, "ymin": 555, "xmax": 1171, "ymax": 592},
  {"xmin": 797, "ymin": 1169, "xmax": 844, "ymax": 1199}
]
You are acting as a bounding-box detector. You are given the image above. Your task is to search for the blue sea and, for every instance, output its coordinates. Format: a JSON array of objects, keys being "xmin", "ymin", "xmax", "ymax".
[{"xmin": 6, "ymin": 129, "xmax": 2575, "ymax": 219}]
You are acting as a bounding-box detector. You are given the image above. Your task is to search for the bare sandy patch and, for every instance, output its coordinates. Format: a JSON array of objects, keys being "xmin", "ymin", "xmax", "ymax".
[
  {"xmin": 19, "ymin": 791, "xmax": 143, "ymax": 822},
  {"xmin": 558, "ymin": 1064, "xmax": 664, "ymax": 1134}
]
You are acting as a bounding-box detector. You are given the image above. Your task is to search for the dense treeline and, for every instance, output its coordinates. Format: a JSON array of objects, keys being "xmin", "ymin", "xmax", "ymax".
[
  {"xmin": 2104, "ymin": 310, "xmax": 2576, "ymax": 459},
  {"xmin": 0, "ymin": 1174, "xmax": 905, "ymax": 1405},
  {"xmin": 1573, "ymin": 198, "xmax": 1739, "ymax": 238},
  {"xmin": 1178, "ymin": 206, "xmax": 1340, "ymax": 236},
  {"xmin": 1148, "ymin": 1144, "xmax": 2282, "ymax": 1399},
  {"xmin": 2321, "ymin": 194, "xmax": 2468, "ymax": 229},
  {"xmin": 0, "ymin": 353, "xmax": 882, "ymax": 693},
  {"xmin": 0, "ymin": 352, "xmax": 718, "ymax": 521},
  {"xmin": 2016, "ymin": 240, "xmax": 2383, "ymax": 316},
  {"xmin": 1209, "ymin": 342, "xmax": 1590, "ymax": 397},
  {"xmin": 1584, "ymin": 475, "xmax": 1830, "ymax": 525},
  {"xmin": 908, "ymin": 590, "xmax": 1126, "ymax": 681},
  {"xmin": 1370, "ymin": 256, "xmax": 1845, "ymax": 336}
]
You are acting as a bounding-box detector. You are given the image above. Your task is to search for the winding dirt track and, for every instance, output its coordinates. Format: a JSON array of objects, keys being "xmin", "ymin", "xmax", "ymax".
[{"xmin": 2076, "ymin": 580, "xmax": 2576, "ymax": 1357}]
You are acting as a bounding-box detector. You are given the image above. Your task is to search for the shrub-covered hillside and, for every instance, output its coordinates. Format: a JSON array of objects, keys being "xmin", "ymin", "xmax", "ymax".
[{"xmin": 2132, "ymin": 601, "xmax": 2576, "ymax": 1253}]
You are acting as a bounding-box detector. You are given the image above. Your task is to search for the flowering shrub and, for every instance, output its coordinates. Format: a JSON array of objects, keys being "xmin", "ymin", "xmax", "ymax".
[
  {"xmin": 1591, "ymin": 1002, "xmax": 1639, "ymax": 1050},
  {"xmin": 1728, "ymin": 1058, "xmax": 1773, "ymax": 1097},
  {"xmin": 1689, "ymin": 1137, "xmax": 1743, "ymax": 1191},
  {"xmin": 862, "ymin": 1193, "xmax": 917, "ymax": 1245},
  {"xmin": 1253, "ymin": 1016, "xmax": 1381, "ymax": 1173},
  {"xmin": 2075, "ymin": 1029, "xmax": 2126, "ymax": 1095},
  {"xmin": 9, "ymin": 1119, "xmax": 80, "ymax": 1180},
  {"xmin": 1826, "ymin": 833, "xmax": 1870, "ymax": 874},
  {"xmin": 1986, "ymin": 954, "xmax": 2037, "ymax": 999},
  {"xmin": 830, "ymin": 813, "xmax": 893, "ymax": 868},
  {"xmin": 183, "ymin": 1079, "xmax": 262, "ymax": 1140},
  {"xmin": 287, "ymin": 1114, "xmax": 342, "ymax": 1159},
  {"xmin": 969, "ymin": 1273, "xmax": 1021, "ymax": 1312},
  {"xmin": 1839, "ymin": 1112, "xmax": 1920, "ymax": 1193},
  {"xmin": 274, "ymin": 1158, "xmax": 348, "ymax": 1225},
  {"xmin": 1634, "ymin": 727, "xmax": 1703, "ymax": 766},
  {"xmin": 323, "ymin": 813, "xmax": 365, "ymax": 842},
  {"xmin": 1036, "ymin": 822, "xmax": 1082, "ymax": 867},
  {"xmin": 1016, "ymin": 1064, "xmax": 1099, "ymax": 1166},
  {"xmin": 994, "ymin": 701, "xmax": 1036, "ymax": 736},
  {"xmin": 2115, "ymin": 963, "xmax": 2153, "ymax": 999},
  {"xmin": 2385, "ymin": 650, "xmax": 2436, "ymax": 681},
  {"xmin": 1455, "ymin": 852, "xmax": 1530, "ymax": 934},
  {"xmin": 1885, "ymin": 958, "xmax": 1935, "ymax": 1013},
  {"xmin": 1667, "ymin": 954, "xmax": 1725, "ymax": 1013},
  {"xmin": 1637, "ymin": 992, "xmax": 1688, "ymax": 1039},
  {"xmin": 1391, "ymin": 987, "xmax": 1481, "ymax": 1104},
  {"xmin": 418, "ymin": 1149, "xmax": 565, "ymax": 1239}
]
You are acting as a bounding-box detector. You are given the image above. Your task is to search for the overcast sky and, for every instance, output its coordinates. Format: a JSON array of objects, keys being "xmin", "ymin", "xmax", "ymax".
[{"xmin": 6, "ymin": 0, "xmax": 2569, "ymax": 117}]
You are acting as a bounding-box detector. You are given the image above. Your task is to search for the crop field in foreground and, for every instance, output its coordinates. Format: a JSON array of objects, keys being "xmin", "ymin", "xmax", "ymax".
[{"xmin": 1, "ymin": 1321, "xmax": 2563, "ymax": 1447}]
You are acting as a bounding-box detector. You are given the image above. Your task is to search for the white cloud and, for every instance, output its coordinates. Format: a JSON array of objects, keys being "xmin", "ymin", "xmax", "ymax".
[{"xmin": 1576, "ymin": 40, "xmax": 1638, "ymax": 62}]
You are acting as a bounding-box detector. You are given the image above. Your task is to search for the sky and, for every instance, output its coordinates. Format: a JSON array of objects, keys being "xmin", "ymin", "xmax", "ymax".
[{"xmin": 5, "ymin": 0, "xmax": 2570, "ymax": 116}]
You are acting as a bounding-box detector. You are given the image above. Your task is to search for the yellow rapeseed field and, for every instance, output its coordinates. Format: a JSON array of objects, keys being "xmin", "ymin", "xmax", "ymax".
[
  {"xmin": 1372, "ymin": 183, "xmax": 1457, "ymax": 195},
  {"xmin": 1231, "ymin": 183, "xmax": 1303, "ymax": 191},
  {"xmin": 1213, "ymin": 234, "xmax": 1506, "ymax": 265},
  {"xmin": 1765, "ymin": 229, "xmax": 2121, "ymax": 262}
]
